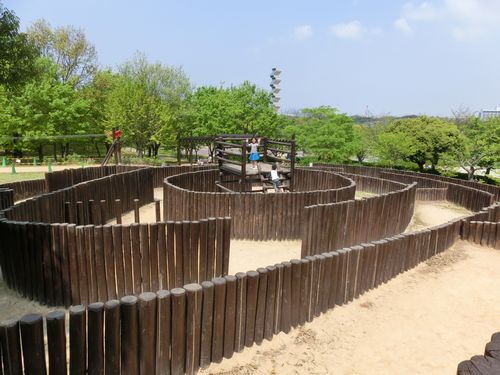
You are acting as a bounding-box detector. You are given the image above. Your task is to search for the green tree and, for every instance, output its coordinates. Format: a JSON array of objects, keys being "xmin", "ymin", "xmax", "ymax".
[
  {"xmin": 104, "ymin": 53, "xmax": 191, "ymax": 157},
  {"xmin": 352, "ymin": 124, "xmax": 375, "ymax": 163},
  {"xmin": 5, "ymin": 58, "xmax": 93, "ymax": 161},
  {"xmin": 281, "ymin": 106, "xmax": 356, "ymax": 162},
  {"xmin": 183, "ymin": 81, "xmax": 281, "ymax": 138},
  {"xmin": 0, "ymin": 2, "xmax": 38, "ymax": 87},
  {"xmin": 375, "ymin": 116, "xmax": 460, "ymax": 171},
  {"xmin": 447, "ymin": 117, "xmax": 500, "ymax": 180},
  {"xmin": 27, "ymin": 19, "xmax": 98, "ymax": 88}
]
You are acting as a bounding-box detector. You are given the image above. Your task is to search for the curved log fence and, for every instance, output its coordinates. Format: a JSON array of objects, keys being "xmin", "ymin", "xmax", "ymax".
[
  {"xmin": 0, "ymin": 218, "xmax": 231, "ymax": 307},
  {"xmin": 0, "ymin": 178, "xmax": 47, "ymax": 201},
  {"xmin": 164, "ymin": 168, "xmax": 356, "ymax": 240},
  {"xmin": 0, "ymin": 188, "xmax": 14, "ymax": 210},
  {"xmin": 315, "ymin": 163, "xmax": 500, "ymax": 200},
  {"xmin": 301, "ymin": 182, "xmax": 417, "ymax": 257},
  {"xmin": 3, "ymin": 168, "xmax": 155, "ymax": 224},
  {"xmin": 0, "ymin": 163, "xmax": 499, "ymax": 374}
]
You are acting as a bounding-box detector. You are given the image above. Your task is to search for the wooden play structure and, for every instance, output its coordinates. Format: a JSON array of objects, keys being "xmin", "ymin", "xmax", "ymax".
[{"xmin": 214, "ymin": 135, "xmax": 296, "ymax": 192}]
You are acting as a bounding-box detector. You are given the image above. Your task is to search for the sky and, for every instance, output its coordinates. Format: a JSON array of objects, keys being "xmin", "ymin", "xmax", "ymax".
[{"xmin": 5, "ymin": 0, "xmax": 500, "ymax": 116}]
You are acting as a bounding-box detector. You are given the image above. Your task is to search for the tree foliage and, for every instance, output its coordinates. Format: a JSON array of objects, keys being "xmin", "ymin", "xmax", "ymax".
[
  {"xmin": 282, "ymin": 106, "xmax": 356, "ymax": 162},
  {"xmin": 103, "ymin": 53, "xmax": 191, "ymax": 157},
  {"xmin": 446, "ymin": 117, "xmax": 500, "ymax": 180},
  {"xmin": 375, "ymin": 116, "xmax": 460, "ymax": 171},
  {"xmin": 0, "ymin": 58, "xmax": 94, "ymax": 160},
  {"xmin": 27, "ymin": 19, "xmax": 98, "ymax": 88},
  {"xmin": 0, "ymin": 2, "xmax": 38, "ymax": 87},
  {"xmin": 182, "ymin": 82, "xmax": 282, "ymax": 137}
]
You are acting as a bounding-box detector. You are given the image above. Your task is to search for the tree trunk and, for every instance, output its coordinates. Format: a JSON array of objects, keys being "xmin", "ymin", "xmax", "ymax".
[
  {"xmin": 38, "ymin": 145, "xmax": 44, "ymax": 162},
  {"xmin": 468, "ymin": 167, "xmax": 475, "ymax": 181},
  {"xmin": 95, "ymin": 142, "xmax": 101, "ymax": 157},
  {"xmin": 53, "ymin": 144, "xmax": 58, "ymax": 161},
  {"xmin": 417, "ymin": 161, "xmax": 425, "ymax": 172},
  {"xmin": 153, "ymin": 143, "xmax": 160, "ymax": 157}
]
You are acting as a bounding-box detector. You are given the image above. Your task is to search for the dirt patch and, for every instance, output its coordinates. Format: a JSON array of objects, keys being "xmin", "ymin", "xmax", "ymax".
[
  {"xmin": 420, "ymin": 244, "xmax": 469, "ymax": 274},
  {"xmin": 406, "ymin": 201, "xmax": 470, "ymax": 232}
]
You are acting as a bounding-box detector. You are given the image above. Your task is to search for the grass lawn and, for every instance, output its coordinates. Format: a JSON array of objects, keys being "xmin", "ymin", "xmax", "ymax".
[{"xmin": 0, "ymin": 172, "xmax": 45, "ymax": 184}]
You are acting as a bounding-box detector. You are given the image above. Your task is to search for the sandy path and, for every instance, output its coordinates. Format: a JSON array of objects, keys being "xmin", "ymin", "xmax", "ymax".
[
  {"xmin": 407, "ymin": 201, "xmax": 471, "ymax": 232},
  {"xmin": 200, "ymin": 242, "xmax": 500, "ymax": 375}
]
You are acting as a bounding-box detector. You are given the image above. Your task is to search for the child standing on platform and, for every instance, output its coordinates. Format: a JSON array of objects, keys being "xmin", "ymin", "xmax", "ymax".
[
  {"xmin": 247, "ymin": 137, "xmax": 260, "ymax": 169},
  {"xmin": 270, "ymin": 164, "xmax": 280, "ymax": 192}
]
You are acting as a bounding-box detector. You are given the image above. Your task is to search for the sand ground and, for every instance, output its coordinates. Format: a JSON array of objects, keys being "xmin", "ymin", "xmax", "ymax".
[{"xmin": 0, "ymin": 193, "xmax": 499, "ymax": 375}]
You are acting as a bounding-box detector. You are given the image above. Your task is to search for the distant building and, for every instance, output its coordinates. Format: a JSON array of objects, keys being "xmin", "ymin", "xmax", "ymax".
[{"xmin": 479, "ymin": 107, "xmax": 500, "ymax": 120}]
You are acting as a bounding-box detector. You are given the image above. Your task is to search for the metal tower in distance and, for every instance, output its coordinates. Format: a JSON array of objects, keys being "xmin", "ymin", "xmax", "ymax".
[{"xmin": 270, "ymin": 67, "xmax": 281, "ymax": 112}]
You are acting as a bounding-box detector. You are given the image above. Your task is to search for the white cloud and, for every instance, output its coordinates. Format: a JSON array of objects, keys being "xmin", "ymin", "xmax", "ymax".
[
  {"xmin": 394, "ymin": 18, "xmax": 413, "ymax": 34},
  {"xmin": 396, "ymin": 0, "xmax": 500, "ymax": 41},
  {"xmin": 331, "ymin": 21, "xmax": 366, "ymax": 40},
  {"xmin": 292, "ymin": 25, "xmax": 313, "ymax": 41},
  {"xmin": 445, "ymin": 0, "xmax": 500, "ymax": 41},
  {"xmin": 402, "ymin": 2, "xmax": 440, "ymax": 21}
]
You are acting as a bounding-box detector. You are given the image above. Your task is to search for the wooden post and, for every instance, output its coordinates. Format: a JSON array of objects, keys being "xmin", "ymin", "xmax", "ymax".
[
  {"xmin": 134, "ymin": 199, "xmax": 140, "ymax": 223},
  {"xmin": 155, "ymin": 199, "xmax": 161, "ymax": 222},
  {"xmin": 88, "ymin": 303, "xmax": 105, "ymax": 375},
  {"xmin": 46, "ymin": 310, "xmax": 67, "ymax": 375},
  {"xmin": 200, "ymin": 281, "xmax": 214, "ymax": 368},
  {"xmin": 104, "ymin": 300, "xmax": 121, "ymax": 375},
  {"xmin": 69, "ymin": 305, "xmax": 87, "ymax": 375},
  {"xmin": 100, "ymin": 199, "xmax": 107, "ymax": 225},
  {"xmin": 241, "ymin": 140, "xmax": 247, "ymax": 181},
  {"xmin": 20, "ymin": 314, "xmax": 47, "ymax": 375},
  {"xmin": 120, "ymin": 296, "xmax": 139, "ymax": 374},
  {"xmin": 0, "ymin": 319, "xmax": 23, "ymax": 374},
  {"xmin": 171, "ymin": 288, "xmax": 186, "ymax": 375},
  {"xmin": 290, "ymin": 137, "xmax": 296, "ymax": 192},
  {"xmin": 223, "ymin": 275, "xmax": 237, "ymax": 359},
  {"xmin": 262, "ymin": 137, "xmax": 268, "ymax": 163},
  {"xmin": 115, "ymin": 199, "xmax": 122, "ymax": 224},
  {"xmin": 156, "ymin": 290, "xmax": 171, "ymax": 374},
  {"xmin": 138, "ymin": 292, "xmax": 157, "ymax": 375},
  {"xmin": 211, "ymin": 277, "xmax": 226, "ymax": 363},
  {"xmin": 184, "ymin": 283, "xmax": 203, "ymax": 375}
]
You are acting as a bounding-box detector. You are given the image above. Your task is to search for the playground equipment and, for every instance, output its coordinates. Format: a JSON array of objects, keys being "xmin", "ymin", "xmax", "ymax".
[
  {"xmin": 213, "ymin": 135, "xmax": 296, "ymax": 192},
  {"xmin": 101, "ymin": 127, "xmax": 122, "ymax": 166}
]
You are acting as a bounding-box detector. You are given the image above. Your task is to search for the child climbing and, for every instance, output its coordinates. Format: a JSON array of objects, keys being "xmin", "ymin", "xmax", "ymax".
[
  {"xmin": 247, "ymin": 137, "xmax": 260, "ymax": 169},
  {"xmin": 270, "ymin": 164, "xmax": 280, "ymax": 192}
]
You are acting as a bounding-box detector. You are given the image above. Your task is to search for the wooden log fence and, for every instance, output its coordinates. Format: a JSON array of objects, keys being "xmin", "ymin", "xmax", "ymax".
[
  {"xmin": 0, "ymin": 164, "xmax": 499, "ymax": 374},
  {"xmin": 416, "ymin": 188, "xmax": 448, "ymax": 201},
  {"xmin": 0, "ymin": 217, "xmax": 231, "ymax": 307},
  {"xmin": 3, "ymin": 168, "xmax": 154, "ymax": 225},
  {"xmin": 301, "ymin": 183, "xmax": 417, "ymax": 257},
  {"xmin": 461, "ymin": 221, "xmax": 500, "ymax": 249},
  {"xmin": 0, "ymin": 178, "xmax": 47, "ymax": 201},
  {"xmin": 0, "ymin": 214, "xmax": 463, "ymax": 374},
  {"xmin": 0, "ymin": 188, "xmax": 14, "ymax": 210},
  {"xmin": 164, "ymin": 168, "xmax": 356, "ymax": 240},
  {"xmin": 45, "ymin": 164, "xmax": 217, "ymax": 192},
  {"xmin": 315, "ymin": 163, "xmax": 500, "ymax": 201}
]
